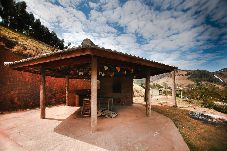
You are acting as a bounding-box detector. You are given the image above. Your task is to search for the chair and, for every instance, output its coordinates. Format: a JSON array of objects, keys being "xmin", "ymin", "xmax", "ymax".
[{"xmin": 81, "ymin": 98, "xmax": 91, "ymax": 117}]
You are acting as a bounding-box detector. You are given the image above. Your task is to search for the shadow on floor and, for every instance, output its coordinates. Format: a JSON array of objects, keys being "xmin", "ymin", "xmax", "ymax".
[
  {"xmin": 54, "ymin": 105, "xmax": 147, "ymax": 150},
  {"xmin": 53, "ymin": 104, "xmax": 189, "ymax": 151},
  {"xmin": 45, "ymin": 117, "xmax": 64, "ymax": 121}
]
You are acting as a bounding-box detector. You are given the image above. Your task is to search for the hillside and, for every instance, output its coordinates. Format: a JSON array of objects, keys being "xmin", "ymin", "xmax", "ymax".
[
  {"xmin": 134, "ymin": 70, "xmax": 195, "ymax": 88},
  {"xmin": 145, "ymin": 69, "xmax": 226, "ymax": 89},
  {"xmin": 134, "ymin": 69, "xmax": 226, "ymax": 91},
  {"xmin": 0, "ymin": 25, "xmax": 57, "ymax": 56},
  {"xmin": 215, "ymin": 68, "xmax": 227, "ymax": 83},
  {"xmin": 188, "ymin": 70, "xmax": 226, "ymax": 84},
  {"xmin": 151, "ymin": 70, "xmax": 194, "ymax": 88}
]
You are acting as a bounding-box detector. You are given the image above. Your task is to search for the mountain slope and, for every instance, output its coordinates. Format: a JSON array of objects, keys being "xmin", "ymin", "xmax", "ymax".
[
  {"xmin": 188, "ymin": 70, "xmax": 225, "ymax": 84},
  {"xmin": 0, "ymin": 25, "xmax": 57, "ymax": 56},
  {"xmin": 137, "ymin": 69, "xmax": 226, "ymax": 89},
  {"xmin": 151, "ymin": 70, "xmax": 194, "ymax": 88}
]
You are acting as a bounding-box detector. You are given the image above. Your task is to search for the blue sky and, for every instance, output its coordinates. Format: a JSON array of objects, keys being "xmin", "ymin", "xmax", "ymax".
[{"xmin": 19, "ymin": 0, "xmax": 227, "ymax": 71}]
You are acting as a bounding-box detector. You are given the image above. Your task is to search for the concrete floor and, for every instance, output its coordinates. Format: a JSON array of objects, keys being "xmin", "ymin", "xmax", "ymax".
[{"xmin": 0, "ymin": 104, "xmax": 189, "ymax": 151}]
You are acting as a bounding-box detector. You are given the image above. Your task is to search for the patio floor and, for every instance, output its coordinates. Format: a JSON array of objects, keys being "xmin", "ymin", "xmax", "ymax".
[{"xmin": 0, "ymin": 104, "xmax": 189, "ymax": 151}]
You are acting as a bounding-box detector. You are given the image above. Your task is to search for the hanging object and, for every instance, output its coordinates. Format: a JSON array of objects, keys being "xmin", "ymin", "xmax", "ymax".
[
  {"xmin": 104, "ymin": 66, "xmax": 108, "ymax": 70},
  {"xmin": 124, "ymin": 70, "xmax": 127, "ymax": 75},
  {"xmin": 111, "ymin": 72, "xmax": 114, "ymax": 77},
  {"xmin": 79, "ymin": 72, "xmax": 84, "ymax": 75},
  {"xmin": 116, "ymin": 67, "xmax": 120, "ymax": 72},
  {"xmin": 99, "ymin": 72, "xmax": 105, "ymax": 77}
]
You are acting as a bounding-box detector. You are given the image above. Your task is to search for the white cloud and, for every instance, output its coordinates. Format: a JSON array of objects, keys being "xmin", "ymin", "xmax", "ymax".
[
  {"xmin": 57, "ymin": 0, "xmax": 82, "ymax": 8},
  {"xmin": 18, "ymin": 0, "xmax": 227, "ymax": 71}
]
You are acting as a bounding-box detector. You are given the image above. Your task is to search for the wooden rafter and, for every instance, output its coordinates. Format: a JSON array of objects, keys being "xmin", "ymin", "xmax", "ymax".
[{"xmin": 6, "ymin": 47, "xmax": 177, "ymax": 79}]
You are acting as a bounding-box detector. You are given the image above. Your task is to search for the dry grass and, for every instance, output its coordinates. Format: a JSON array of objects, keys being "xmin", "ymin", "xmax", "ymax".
[
  {"xmin": 0, "ymin": 26, "xmax": 57, "ymax": 56},
  {"xmin": 151, "ymin": 105, "xmax": 227, "ymax": 151}
]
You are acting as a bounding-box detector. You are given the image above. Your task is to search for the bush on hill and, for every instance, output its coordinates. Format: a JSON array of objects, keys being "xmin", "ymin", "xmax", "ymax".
[
  {"xmin": 188, "ymin": 70, "xmax": 222, "ymax": 84},
  {"xmin": 184, "ymin": 83, "xmax": 227, "ymax": 113}
]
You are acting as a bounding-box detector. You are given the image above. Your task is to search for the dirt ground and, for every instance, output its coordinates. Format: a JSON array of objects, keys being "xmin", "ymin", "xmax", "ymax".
[
  {"xmin": 134, "ymin": 96, "xmax": 227, "ymax": 120},
  {"xmin": 0, "ymin": 104, "xmax": 189, "ymax": 151}
]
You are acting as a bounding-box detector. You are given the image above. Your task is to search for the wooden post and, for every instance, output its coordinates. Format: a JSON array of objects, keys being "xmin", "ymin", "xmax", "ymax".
[
  {"xmin": 91, "ymin": 56, "xmax": 97, "ymax": 132},
  {"xmin": 144, "ymin": 80, "xmax": 148, "ymax": 114},
  {"xmin": 65, "ymin": 75, "xmax": 69, "ymax": 106},
  {"xmin": 145, "ymin": 72, "xmax": 151, "ymax": 116},
  {"xmin": 40, "ymin": 66, "xmax": 46, "ymax": 119},
  {"xmin": 172, "ymin": 70, "xmax": 177, "ymax": 107},
  {"xmin": 180, "ymin": 89, "xmax": 183, "ymax": 99}
]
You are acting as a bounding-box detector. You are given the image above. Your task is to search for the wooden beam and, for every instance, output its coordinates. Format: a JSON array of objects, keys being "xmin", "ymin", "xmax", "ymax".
[
  {"xmin": 10, "ymin": 49, "xmax": 92, "ymax": 69},
  {"xmin": 181, "ymin": 89, "xmax": 183, "ymax": 99},
  {"xmin": 44, "ymin": 56, "xmax": 91, "ymax": 69},
  {"xmin": 65, "ymin": 75, "xmax": 69, "ymax": 106},
  {"xmin": 14, "ymin": 55, "xmax": 171, "ymax": 78},
  {"xmin": 90, "ymin": 48, "xmax": 175, "ymax": 71},
  {"xmin": 10, "ymin": 48, "xmax": 176, "ymax": 72},
  {"xmin": 91, "ymin": 56, "xmax": 97, "ymax": 132},
  {"xmin": 145, "ymin": 72, "xmax": 151, "ymax": 116},
  {"xmin": 172, "ymin": 70, "xmax": 177, "ymax": 107},
  {"xmin": 40, "ymin": 66, "xmax": 46, "ymax": 119}
]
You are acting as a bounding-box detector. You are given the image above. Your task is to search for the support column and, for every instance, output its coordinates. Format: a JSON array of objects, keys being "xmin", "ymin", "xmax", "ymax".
[
  {"xmin": 172, "ymin": 70, "xmax": 177, "ymax": 107},
  {"xmin": 91, "ymin": 56, "xmax": 97, "ymax": 132},
  {"xmin": 145, "ymin": 72, "xmax": 151, "ymax": 116},
  {"xmin": 65, "ymin": 75, "xmax": 69, "ymax": 106},
  {"xmin": 180, "ymin": 89, "xmax": 183, "ymax": 99},
  {"xmin": 40, "ymin": 66, "xmax": 46, "ymax": 119},
  {"xmin": 145, "ymin": 83, "xmax": 147, "ymax": 114}
]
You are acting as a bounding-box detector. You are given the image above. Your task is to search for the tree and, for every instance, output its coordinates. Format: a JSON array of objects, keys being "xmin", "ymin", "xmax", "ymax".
[
  {"xmin": 0, "ymin": 0, "xmax": 65, "ymax": 49},
  {"xmin": 10, "ymin": 1, "xmax": 28, "ymax": 32},
  {"xmin": 0, "ymin": 0, "xmax": 16, "ymax": 26}
]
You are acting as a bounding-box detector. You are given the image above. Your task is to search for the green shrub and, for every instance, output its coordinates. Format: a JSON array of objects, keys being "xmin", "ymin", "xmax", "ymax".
[
  {"xmin": 212, "ymin": 104, "xmax": 227, "ymax": 114},
  {"xmin": 202, "ymin": 99, "xmax": 215, "ymax": 108},
  {"xmin": 183, "ymin": 84, "xmax": 227, "ymax": 114}
]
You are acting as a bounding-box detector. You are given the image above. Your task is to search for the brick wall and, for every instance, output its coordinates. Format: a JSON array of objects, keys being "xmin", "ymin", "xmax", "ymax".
[{"xmin": 0, "ymin": 43, "xmax": 90, "ymax": 111}]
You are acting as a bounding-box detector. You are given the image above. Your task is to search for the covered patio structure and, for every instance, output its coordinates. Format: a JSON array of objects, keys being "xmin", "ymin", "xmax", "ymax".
[{"xmin": 4, "ymin": 39, "xmax": 177, "ymax": 132}]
